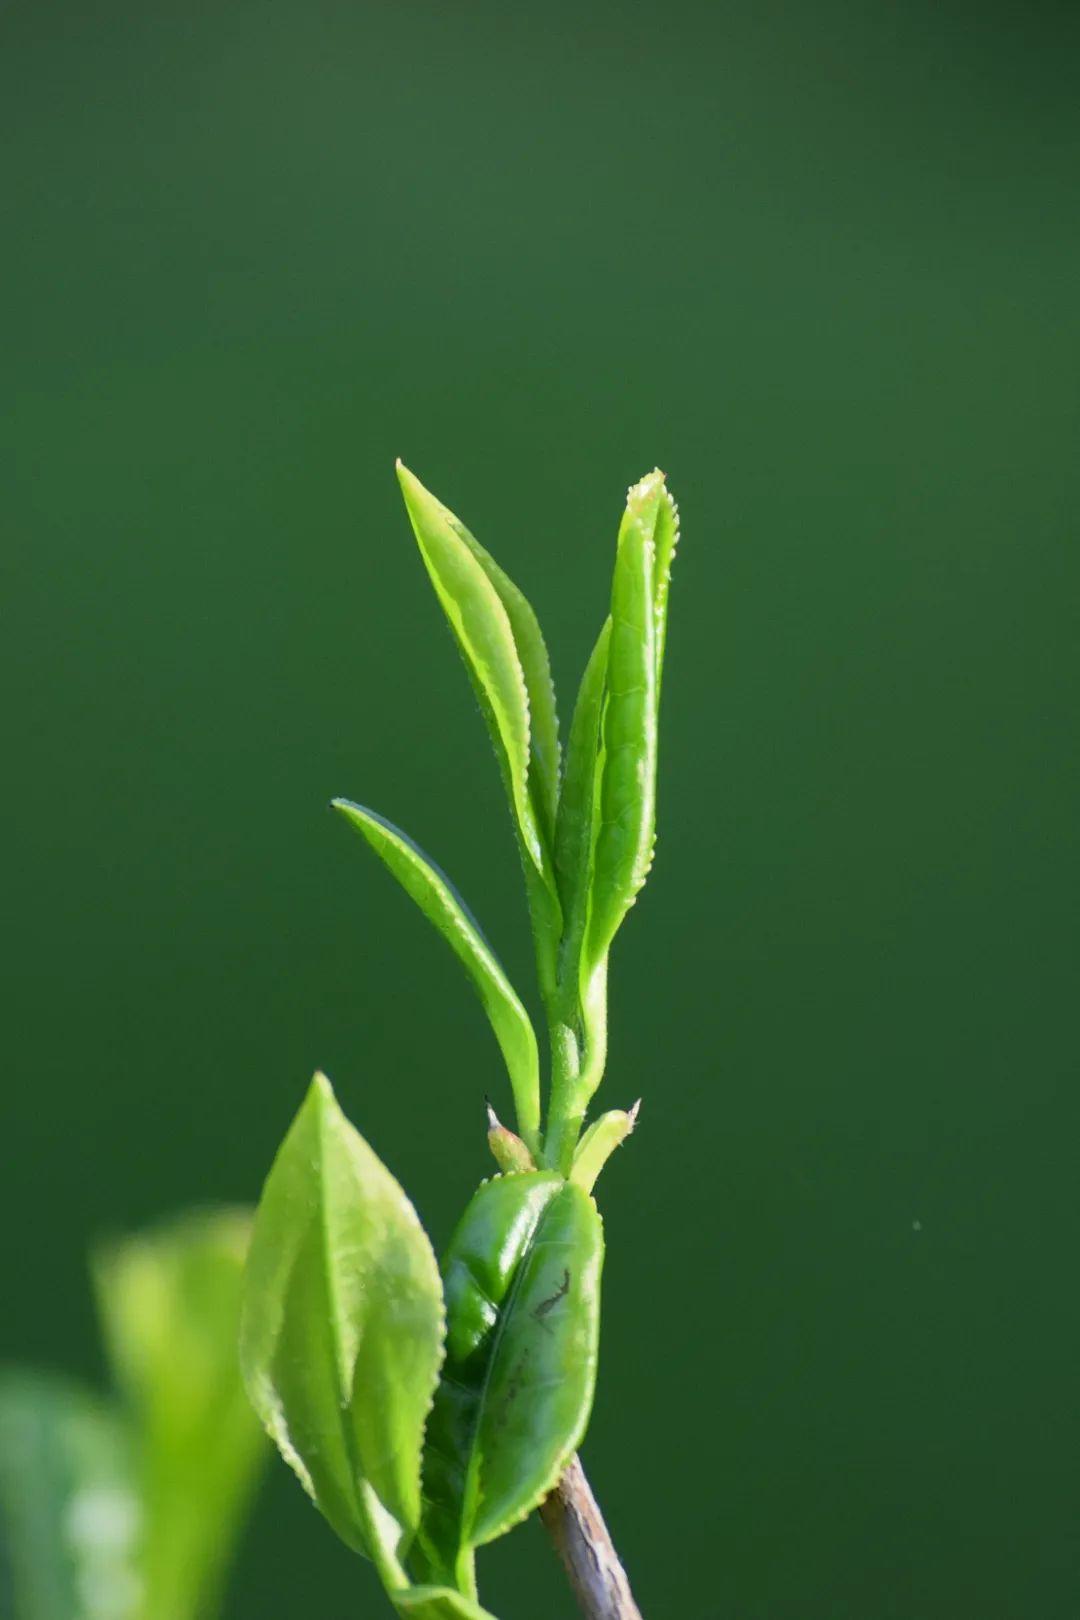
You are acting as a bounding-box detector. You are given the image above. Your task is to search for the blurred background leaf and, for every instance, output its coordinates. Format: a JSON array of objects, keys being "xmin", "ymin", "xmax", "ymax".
[
  {"xmin": 93, "ymin": 1211, "xmax": 265, "ymax": 1620},
  {"xmin": 0, "ymin": 1212, "xmax": 263, "ymax": 1620},
  {"xmin": 0, "ymin": 1374, "xmax": 139, "ymax": 1620}
]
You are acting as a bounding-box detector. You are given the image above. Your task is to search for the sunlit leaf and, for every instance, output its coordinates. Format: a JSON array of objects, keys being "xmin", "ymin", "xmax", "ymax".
[
  {"xmin": 396, "ymin": 463, "xmax": 552, "ymax": 882},
  {"xmin": 584, "ymin": 471, "xmax": 665, "ymax": 974},
  {"xmin": 427, "ymin": 493, "xmax": 561, "ymax": 844},
  {"xmin": 240, "ymin": 1074, "xmax": 444, "ymax": 1577}
]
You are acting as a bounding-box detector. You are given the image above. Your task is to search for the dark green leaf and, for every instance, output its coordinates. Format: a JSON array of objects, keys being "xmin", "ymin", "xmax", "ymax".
[
  {"xmin": 332, "ymin": 799, "xmax": 541, "ymax": 1149},
  {"xmin": 417, "ymin": 1173, "xmax": 603, "ymax": 1591},
  {"xmin": 240, "ymin": 1075, "xmax": 444, "ymax": 1581}
]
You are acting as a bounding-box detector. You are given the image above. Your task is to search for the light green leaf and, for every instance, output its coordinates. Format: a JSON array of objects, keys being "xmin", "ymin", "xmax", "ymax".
[
  {"xmin": 417, "ymin": 1173, "xmax": 603, "ymax": 1592},
  {"xmin": 392, "ymin": 1585, "xmax": 500, "ymax": 1620},
  {"xmin": 553, "ymin": 616, "xmax": 611, "ymax": 963},
  {"xmin": 93, "ymin": 1209, "xmax": 266, "ymax": 1620},
  {"xmin": 427, "ymin": 492, "xmax": 561, "ymax": 844},
  {"xmin": 0, "ymin": 1372, "xmax": 140, "ymax": 1620},
  {"xmin": 652, "ymin": 480, "xmax": 680, "ymax": 699},
  {"xmin": 332, "ymin": 799, "xmax": 540, "ymax": 1151},
  {"xmin": 584, "ymin": 471, "xmax": 665, "ymax": 975},
  {"xmin": 396, "ymin": 463, "xmax": 552, "ymax": 882},
  {"xmin": 570, "ymin": 1104, "xmax": 638, "ymax": 1193},
  {"xmin": 240, "ymin": 1074, "xmax": 444, "ymax": 1583}
]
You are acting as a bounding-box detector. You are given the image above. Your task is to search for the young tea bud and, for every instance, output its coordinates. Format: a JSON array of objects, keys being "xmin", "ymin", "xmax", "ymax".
[
  {"xmin": 485, "ymin": 1098, "xmax": 535, "ymax": 1173},
  {"xmin": 569, "ymin": 1100, "xmax": 640, "ymax": 1193}
]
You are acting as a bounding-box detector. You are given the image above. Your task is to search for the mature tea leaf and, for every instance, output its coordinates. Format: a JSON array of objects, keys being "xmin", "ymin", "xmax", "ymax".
[
  {"xmin": 417, "ymin": 1174, "xmax": 603, "ymax": 1591},
  {"xmin": 0, "ymin": 1374, "xmax": 139, "ymax": 1620},
  {"xmin": 94, "ymin": 1210, "xmax": 265, "ymax": 1620},
  {"xmin": 240, "ymin": 1075, "xmax": 444, "ymax": 1573},
  {"xmin": 332, "ymin": 799, "xmax": 540, "ymax": 1149},
  {"xmin": 584, "ymin": 472, "xmax": 665, "ymax": 974},
  {"xmin": 396, "ymin": 463, "xmax": 552, "ymax": 881}
]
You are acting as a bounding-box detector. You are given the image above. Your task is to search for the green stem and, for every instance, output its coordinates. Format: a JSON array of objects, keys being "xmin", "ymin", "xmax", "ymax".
[
  {"xmin": 543, "ymin": 1018, "xmax": 586, "ymax": 1173},
  {"xmin": 356, "ymin": 1481, "xmax": 410, "ymax": 1595},
  {"xmin": 543, "ymin": 960, "xmax": 608, "ymax": 1172}
]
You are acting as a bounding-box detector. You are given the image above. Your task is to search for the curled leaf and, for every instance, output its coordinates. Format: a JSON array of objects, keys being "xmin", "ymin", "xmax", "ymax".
[{"xmin": 652, "ymin": 481, "xmax": 680, "ymax": 698}]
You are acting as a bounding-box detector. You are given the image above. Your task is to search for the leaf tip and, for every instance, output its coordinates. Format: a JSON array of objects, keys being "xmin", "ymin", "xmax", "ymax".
[
  {"xmin": 627, "ymin": 467, "xmax": 666, "ymax": 505},
  {"xmin": 308, "ymin": 1069, "xmax": 336, "ymax": 1109},
  {"xmin": 395, "ymin": 458, "xmax": 429, "ymax": 510},
  {"xmin": 330, "ymin": 796, "xmax": 366, "ymax": 831}
]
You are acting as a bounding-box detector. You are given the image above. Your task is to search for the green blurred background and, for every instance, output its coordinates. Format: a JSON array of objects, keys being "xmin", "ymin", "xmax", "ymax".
[{"xmin": 3, "ymin": 1, "xmax": 1078, "ymax": 1615}]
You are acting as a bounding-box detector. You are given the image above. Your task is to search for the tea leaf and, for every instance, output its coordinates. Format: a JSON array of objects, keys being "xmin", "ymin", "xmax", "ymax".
[
  {"xmin": 332, "ymin": 799, "xmax": 540, "ymax": 1150},
  {"xmin": 392, "ymin": 1586, "xmax": 500, "ymax": 1620},
  {"xmin": 429, "ymin": 492, "xmax": 561, "ymax": 843},
  {"xmin": 240, "ymin": 1075, "xmax": 444, "ymax": 1576},
  {"xmin": 0, "ymin": 1374, "xmax": 139, "ymax": 1620},
  {"xmin": 396, "ymin": 464, "xmax": 553, "ymax": 883},
  {"xmin": 652, "ymin": 481, "xmax": 680, "ymax": 698},
  {"xmin": 417, "ymin": 1173, "xmax": 602, "ymax": 1590},
  {"xmin": 553, "ymin": 617, "xmax": 611, "ymax": 968},
  {"xmin": 584, "ymin": 472, "xmax": 665, "ymax": 973},
  {"xmin": 94, "ymin": 1209, "xmax": 265, "ymax": 1620}
]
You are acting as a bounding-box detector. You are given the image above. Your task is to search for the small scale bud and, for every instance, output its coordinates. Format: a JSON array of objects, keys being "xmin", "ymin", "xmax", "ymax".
[{"xmin": 485, "ymin": 1097, "xmax": 535, "ymax": 1173}]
